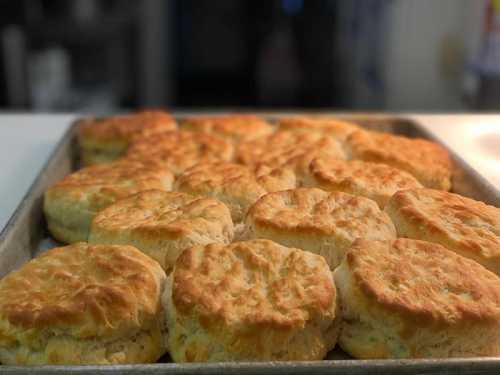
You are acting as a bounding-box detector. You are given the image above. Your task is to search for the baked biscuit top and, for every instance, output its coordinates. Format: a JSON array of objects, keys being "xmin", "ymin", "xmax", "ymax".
[
  {"xmin": 92, "ymin": 190, "xmax": 233, "ymax": 239},
  {"xmin": 182, "ymin": 114, "xmax": 273, "ymax": 143},
  {"xmin": 277, "ymin": 116, "xmax": 359, "ymax": 140},
  {"xmin": 126, "ymin": 130, "xmax": 234, "ymax": 175},
  {"xmin": 345, "ymin": 130, "xmax": 452, "ymax": 190},
  {"xmin": 247, "ymin": 188, "xmax": 396, "ymax": 238},
  {"xmin": 45, "ymin": 160, "xmax": 173, "ymax": 212},
  {"xmin": 307, "ymin": 157, "xmax": 422, "ymax": 207},
  {"xmin": 386, "ymin": 188, "xmax": 500, "ymax": 264},
  {"xmin": 236, "ymin": 131, "xmax": 346, "ymax": 171},
  {"xmin": 176, "ymin": 162, "xmax": 296, "ymax": 199},
  {"xmin": 78, "ymin": 110, "xmax": 176, "ymax": 142},
  {"xmin": 346, "ymin": 238, "xmax": 500, "ymax": 325},
  {"xmin": 172, "ymin": 239, "xmax": 336, "ymax": 328},
  {"xmin": 0, "ymin": 242, "xmax": 165, "ymax": 339}
]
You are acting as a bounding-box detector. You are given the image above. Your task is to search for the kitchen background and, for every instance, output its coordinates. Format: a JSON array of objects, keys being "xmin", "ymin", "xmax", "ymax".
[{"xmin": 0, "ymin": 0, "xmax": 497, "ymax": 113}]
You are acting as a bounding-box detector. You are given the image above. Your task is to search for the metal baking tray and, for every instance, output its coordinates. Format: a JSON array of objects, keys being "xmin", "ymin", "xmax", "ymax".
[{"xmin": 0, "ymin": 113, "xmax": 499, "ymax": 374}]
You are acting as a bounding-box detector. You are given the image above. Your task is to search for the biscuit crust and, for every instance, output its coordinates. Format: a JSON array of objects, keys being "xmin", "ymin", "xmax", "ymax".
[
  {"xmin": 385, "ymin": 188, "xmax": 500, "ymax": 275},
  {"xmin": 345, "ymin": 130, "xmax": 452, "ymax": 190},
  {"xmin": 242, "ymin": 188, "xmax": 396, "ymax": 269},
  {"xmin": 44, "ymin": 160, "xmax": 174, "ymax": 243},
  {"xmin": 334, "ymin": 238, "xmax": 500, "ymax": 358},
  {"xmin": 277, "ymin": 116, "xmax": 360, "ymax": 141},
  {"xmin": 78, "ymin": 110, "xmax": 177, "ymax": 165},
  {"xmin": 236, "ymin": 131, "xmax": 346, "ymax": 176},
  {"xmin": 89, "ymin": 189, "xmax": 234, "ymax": 272},
  {"xmin": 305, "ymin": 157, "xmax": 422, "ymax": 208},
  {"xmin": 182, "ymin": 114, "xmax": 274, "ymax": 143},
  {"xmin": 165, "ymin": 240, "xmax": 339, "ymax": 362},
  {"xmin": 0, "ymin": 242, "xmax": 167, "ymax": 364},
  {"xmin": 175, "ymin": 162, "xmax": 296, "ymax": 223},
  {"xmin": 126, "ymin": 130, "xmax": 234, "ymax": 175}
]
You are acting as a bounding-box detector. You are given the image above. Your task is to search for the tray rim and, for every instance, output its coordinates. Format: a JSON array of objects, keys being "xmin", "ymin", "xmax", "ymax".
[{"xmin": 2, "ymin": 357, "xmax": 500, "ymax": 374}]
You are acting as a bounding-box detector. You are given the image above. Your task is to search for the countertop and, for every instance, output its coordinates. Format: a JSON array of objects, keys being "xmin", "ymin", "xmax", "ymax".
[{"xmin": 0, "ymin": 113, "xmax": 499, "ymax": 232}]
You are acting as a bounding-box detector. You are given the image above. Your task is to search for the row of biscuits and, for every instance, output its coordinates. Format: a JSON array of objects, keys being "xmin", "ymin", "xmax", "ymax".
[
  {"xmin": 0, "ymin": 112, "xmax": 498, "ymax": 364},
  {"xmin": 1, "ymin": 237, "xmax": 499, "ymax": 364}
]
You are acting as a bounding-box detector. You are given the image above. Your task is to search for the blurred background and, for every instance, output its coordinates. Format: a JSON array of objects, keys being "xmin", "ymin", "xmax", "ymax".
[{"xmin": 0, "ymin": 0, "xmax": 497, "ymax": 113}]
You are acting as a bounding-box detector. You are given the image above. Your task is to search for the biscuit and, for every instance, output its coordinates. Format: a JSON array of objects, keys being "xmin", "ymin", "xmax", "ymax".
[
  {"xmin": 303, "ymin": 157, "xmax": 422, "ymax": 208},
  {"xmin": 345, "ymin": 130, "xmax": 452, "ymax": 190},
  {"xmin": 181, "ymin": 114, "xmax": 274, "ymax": 143},
  {"xmin": 236, "ymin": 131, "xmax": 346, "ymax": 178},
  {"xmin": 385, "ymin": 188, "xmax": 500, "ymax": 275},
  {"xmin": 277, "ymin": 116, "xmax": 360, "ymax": 141},
  {"xmin": 126, "ymin": 130, "xmax": 234, "ymax": 175},
  {"xmin": 334, "ymin": 238, "xmax": 500, "ymax": 358},
  {"xmin": 78, "ymin": 110, "xmax": 176, "ymax": 166},
  {"xmin": 89, "ymin": 189, "xmax": 234, "ymax": 272},
  {"xmin": 241, "ymin": 188, "xmax": 396, "ymax": 269},
  {"xmin": 44, "ymin": 160, "xmax": 174, "ymax": 244},
  {"xmin": 163, "ymin": 239, "xmax": 339, "ymax": 362},
  {"xmin": 175, "ymin": 162, "xmax": 296, "ymax": 223},
  {"xmin": 0, "ymin": 242, "xmax": 167, "ymax": 365}
]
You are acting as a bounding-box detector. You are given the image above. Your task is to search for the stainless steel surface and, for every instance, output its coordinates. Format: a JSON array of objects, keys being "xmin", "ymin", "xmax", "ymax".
[{"xmin": 0, "ymin": 114, "xmax": 498, "ymax": 373}]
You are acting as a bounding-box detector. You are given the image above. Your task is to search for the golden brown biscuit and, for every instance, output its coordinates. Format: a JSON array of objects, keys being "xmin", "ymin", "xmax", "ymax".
[
  {"xmin": 175, "ymin": 161, "xmax": 296, "ymax": 223},
  {"xmin": 181, "ymin": 114, "xmax": 274, "ymax": 143},
  {"xmin": 236, "ymin": 131, "xmax": 346, "ymax": 178},
  {"xmin": 126, "ymin": 130, "xmax": 234, "ymax": 175},
  {"xmin": 304, "ymin": 157, "xmax": 422, "ymax": 208},
  {"xmin": 241, "ymin": 188, "xmax": 396, "ymax": 269},
  {"xmin": 164, "ymin": 239, "xmax": 339, "ymax": 362},
  {"xmin": 78, "ymin": 110, "xmax": 177, "ymax": 166},
  {"xmin": 345, "ymin": 130, "xmax": 452, "ymax": 190},
  {"xmin": 334, "ymin": 238, "xmax": 500, "ymax": 358},
  {"xmin": 43, "ymin": 160, "xmax": 174, "ymax": 244},
  {"xmin": 0, "ymin": 242, "xmax": 167, "ymax": 365},
  {"xmin": 277, "ymin": 116, "xmax": 360, "ymax": 141},
  {"xmin": 385, "ymin": 188, "xmax": 500, "ymax": 275},
  {"xmin": 89, "ymin": 189, "xmax": 234, "ymax": 272}
]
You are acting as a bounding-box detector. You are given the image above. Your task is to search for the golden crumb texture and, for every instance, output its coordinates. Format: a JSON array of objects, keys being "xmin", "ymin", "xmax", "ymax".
[
  {"xmin": 164, "ymin": 239, "xmax": 339, "ymax": 362},
  {"xmin": 0, "ymin": 242, "xmax": 167, "ymax": 365}
]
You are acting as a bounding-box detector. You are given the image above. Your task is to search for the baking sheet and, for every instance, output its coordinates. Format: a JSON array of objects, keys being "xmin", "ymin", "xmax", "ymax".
[{"xmin": 0, "ymin": 113, "xmax": 499, "ymax": 374}]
